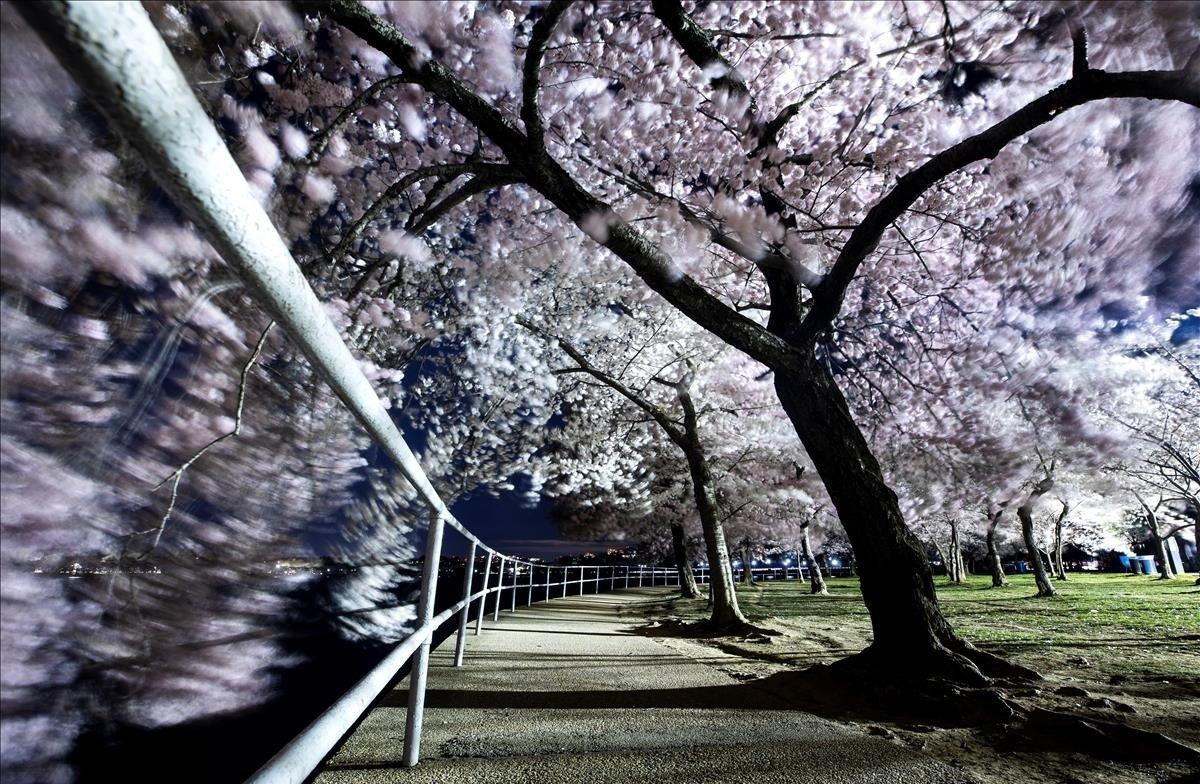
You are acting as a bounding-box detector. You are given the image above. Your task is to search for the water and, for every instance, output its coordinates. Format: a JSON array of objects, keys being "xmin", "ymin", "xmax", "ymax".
[{"xmin": 68, "ymin": 564, "xmax": 634, "ymax": 782}]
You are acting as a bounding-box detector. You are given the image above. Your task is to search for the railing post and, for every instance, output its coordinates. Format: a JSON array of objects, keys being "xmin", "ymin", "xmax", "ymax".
[
  {"xmin": 527, "ymin": 564, "xmax": 535, "ymax": 606},
  {"xmin": 510, "ymin": 562, "xmax": 518, "ymax": 612},
  {"xmin": 474, "ymin": 553, "xmax": 493, "ymax": 636},
  {"xmin": 402, "ymin": 510, "xmax": 446, "ymax": 768},
  {"xmin": 453, "ymin": 542, "xmax": 477, "ymax": 667},
  {"xmin": 638, "ymin": 566, "xmax": 643, "ymax": 587},
  {"xmin": 493, "ymin": 557, "xmax": 505, "ymax": 621},
  {"xmin": 624, "ymin": 565, "xmax": 630, "ymax": 589}
]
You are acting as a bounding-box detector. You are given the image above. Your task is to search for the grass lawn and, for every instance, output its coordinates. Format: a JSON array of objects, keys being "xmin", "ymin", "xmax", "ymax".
[
  {"xmin": 718, "ymin": 572, "xmax": 1200, "ymax": 682},
  {"xmin": 651, "ymin": 572, "xmax": 1200, "ymax": 783}
]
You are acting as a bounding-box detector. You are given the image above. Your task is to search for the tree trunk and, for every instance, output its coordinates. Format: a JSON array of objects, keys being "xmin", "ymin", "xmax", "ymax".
[
  {"xmin": 1134, "ymin": 494, "xmax": 1175, "ymax": 580},
  {"xmin": 1017, "ymin": 486, "xmax": 1057, "ymax": 597},
  {"xmin": 773, "ymin": 361, "xmax": 996, "ymax": 682},
  {"xmin": 1150, "ymin": 527, "xmax": 1174, "ymax": 580},
  {"xmin": 799, "ymin": 522, "xmax": 827, "ymax": 594},
  {"xmin": 1052, "ymin": 502, "xmax": 1068, "ymax": 581},
  {"xmin": 1146, "ymin": 508, "xmax": 1174, "ymax": 580},
  {"xmin": 677, "ymin": 387, "xmax": 747, "ymax": 627},
  {"xmin": 986, "ymin": 509, "xmax": 1008, "ymax": 587},
  {"xmin": 948, "ymin": 519, "xmax": 964, "ymax": 585},
  {"xmin": 671, "ymin": 523, "xmax": 701, "ymax": 598},
  {"xmin": 931, "ymin": 539, "xmax": 951, "ymax": 581},
  {"xmin": 532, "ymin": 331, "xmax": 747, "ymax": 626},
  {"xmin": 740, "ymin": 546, "xmax": 755, "ymax": 586}
]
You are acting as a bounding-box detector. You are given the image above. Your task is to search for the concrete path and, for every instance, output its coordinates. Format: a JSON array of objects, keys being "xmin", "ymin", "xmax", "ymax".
[{"xmin": 316, "ymin": 588, "xmax": 970, "ymax": 783}]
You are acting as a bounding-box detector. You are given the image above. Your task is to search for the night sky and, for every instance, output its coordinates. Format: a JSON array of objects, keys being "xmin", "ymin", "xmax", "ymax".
[{"xmin": 446, "ymin": 491, "xmax": 623, "ymax": 559}]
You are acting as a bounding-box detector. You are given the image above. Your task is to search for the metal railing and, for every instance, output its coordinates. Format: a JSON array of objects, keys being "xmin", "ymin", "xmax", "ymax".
[
  {"xmin": 19, "ymin": 5, "xmax": 683, "ymax": 780},
  {"xmin": 247, "ymin": 548, "xmax": 679, "ymax": 782},
  {"xmin": 695, "ymin": 564, "xmax": 816, "ymax": 583},
  {"xmin": 23, "ymin": 5, "xmax": 836, "ymax": 780}
]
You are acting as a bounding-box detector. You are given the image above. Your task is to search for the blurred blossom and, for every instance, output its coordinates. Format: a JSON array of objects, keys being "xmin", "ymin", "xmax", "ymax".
[{"xmin": 2, "ymin": 0, "xmax": 1198, "ymax": 780}]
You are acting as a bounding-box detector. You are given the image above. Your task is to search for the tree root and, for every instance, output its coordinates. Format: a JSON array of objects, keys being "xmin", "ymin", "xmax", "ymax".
[
  {"xmin": 829, "ymin": 642, "xmax": 991, "ymax": 688},
  {"xmin": 639, "ymin": 616, "xmax": 781, "ymax": 640},
  {"xmin": 952, "ymin": 643, "xmax": 1041, "ymax": 682},
  {"xmin": 1003, "ymin": 707, "xmax": 1200, "ymax": 763},
  {"xmin": 762, "ymin": 661, "xmax": 1016, "ymax": 729}
]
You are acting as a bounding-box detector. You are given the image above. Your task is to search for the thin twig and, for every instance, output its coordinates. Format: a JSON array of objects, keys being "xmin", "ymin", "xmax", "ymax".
[{"xmin": 141, "ymin": 322, "xmax": 275, "ymax": 553}]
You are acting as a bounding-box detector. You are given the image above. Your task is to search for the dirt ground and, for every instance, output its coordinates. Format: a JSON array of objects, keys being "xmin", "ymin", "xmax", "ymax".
[{"xmin": 635, "ymin": 574, "xmax": 1200, "ymax": 784}]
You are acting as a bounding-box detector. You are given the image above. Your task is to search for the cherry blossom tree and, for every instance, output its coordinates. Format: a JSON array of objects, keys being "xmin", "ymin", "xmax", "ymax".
[
  {"xmin": 195, "ymin": 0, "xmax": 1194, "ymax": 684},
  {"xmin": 7, "ymin": 16, "xmax": 1199, "ymax": 782},
  {"xmin": 519, "ymin": 300, "xmax": 753, "ymax": 626},
  {"xmin": 1101, "ymin": 323, "xmax": 1200, "ymax": 580}
]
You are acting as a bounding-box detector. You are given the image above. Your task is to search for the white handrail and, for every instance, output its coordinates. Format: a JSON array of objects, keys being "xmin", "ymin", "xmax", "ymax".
[{"xmin": 19, "ymin": 3, "xmax": 690, "ymax": 781}]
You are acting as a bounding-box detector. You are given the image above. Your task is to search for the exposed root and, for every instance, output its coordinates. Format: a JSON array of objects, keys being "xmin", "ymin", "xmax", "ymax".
[
  {"xmin": 954, "ymin": 643, "xmax": 1041, "ymax": 682},
  {"xmin": 638, "ymin": 616, "xmax": 781, "ymax": 640},
  {"xmin": 1003, "ymin": 707, "xmax": 1200, "ymax": 763},
  {"xmin": 830, "ymin": 642, "xmax": 990, "ymax": 688},
  {"xmin": 758, "ymin": 664, "xmax": 1016, "ymax": 729}
]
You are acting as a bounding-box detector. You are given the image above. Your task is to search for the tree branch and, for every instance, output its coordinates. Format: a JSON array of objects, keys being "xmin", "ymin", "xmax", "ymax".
[
  {"xmin": 798, "ymin": 66, "xmax": 1199, "ymax": 344},
  {"xmin": 521, "ymin": 0, "xmax": 573, "ymax": 152},
  {"xmin": 314, "ymin": 0, "xmax": 808, "ymax": 372},
  {"xmin": 307, "ymin": 74, "xmax": 412, "ymax": 164},
  {"xmin": 516, "ymin": 316, "xmax": 684, "ymax": 443},
  {"xmin": 406, "ymin": 165, "xmax": 520, "ymax": 234},
  {"xmin": 651, "ymin": 0, "xmax": 756, "ymax": 118},
  {"xmin": 137, "ymin": 322, "xmax": 275, "ymax": 554},
  {"xmin": 329, "ymin": 161, "xmax": 511, "ymax": 266}
]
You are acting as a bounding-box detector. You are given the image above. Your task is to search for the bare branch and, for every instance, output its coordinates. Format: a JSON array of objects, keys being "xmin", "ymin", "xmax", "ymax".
[
  {"xmin": 138, "ymin": 322, "xmax": 275, "ymax": 554},
  {"xmin": 406, "ymin": 165, "xmax": 520, "ymax": 235},
  {"xmin": 1071, "ymin": 25, "xmax": 1089, "ymax": 79},
  {"xmin": 329, "ymin": 161, "xmax": 512, "ymax": 266}
]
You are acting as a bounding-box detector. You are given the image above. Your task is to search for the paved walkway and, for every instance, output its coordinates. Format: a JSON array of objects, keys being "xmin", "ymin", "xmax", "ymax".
[{"xmin": 316, "ymin": 588, "xmax": 968, "ymax": 783}]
